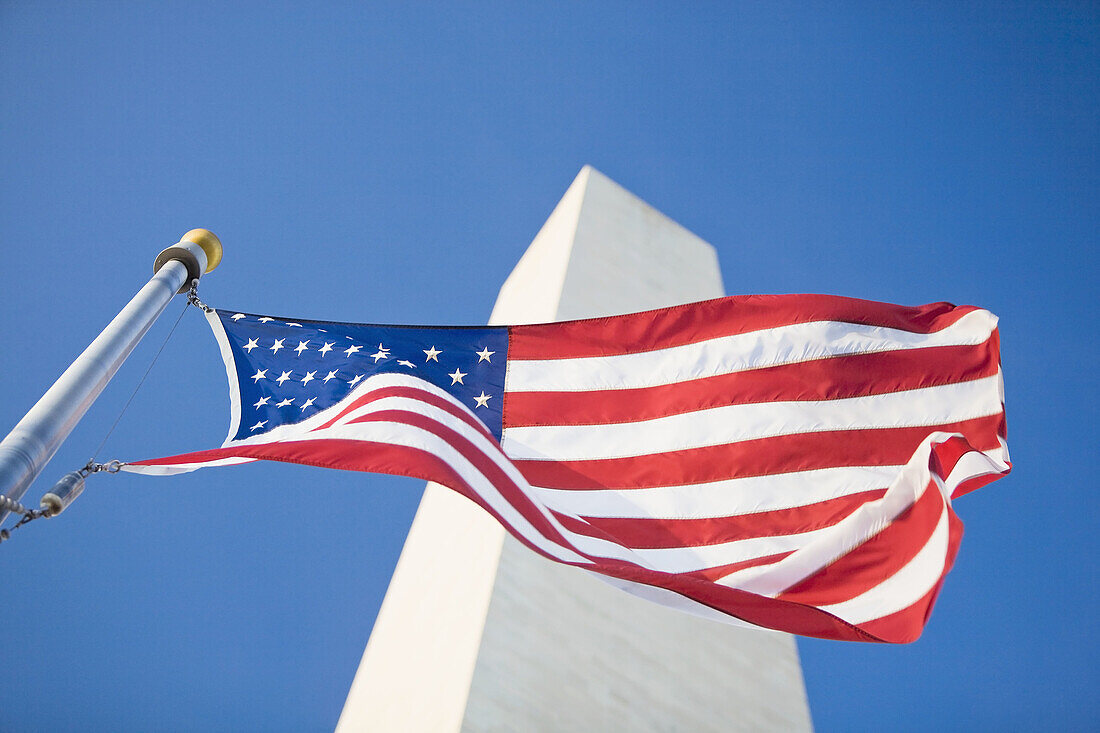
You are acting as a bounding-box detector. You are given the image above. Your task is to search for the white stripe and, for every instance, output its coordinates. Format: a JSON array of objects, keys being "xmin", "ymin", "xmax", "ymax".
[
  {"xmin": 715, "ymin": 431, "xmax": 953, "ymax": 595},
  {"xmin": 503, "ymin": 373, "xmax": 1004, "ymax": 462},
  {"xmin": 507, "ymin": 309, "xmax": 997, "ymax": 393},
  {"xmin": 818, "ymin": 509, "xmax": 950, "ymax": 625},
  {"xmin": 945, "ymin": 449, "xmax": 1010, "ymax": 489},
  {"xmin": 532, "ymin": 465, "xmax": 903, "ymax": 520},
  {"xmin": 631, "ymin": 525, "xmax": 834, "ymax": 573},
  {"xmin": 122, "ymin": 455, "xmax": 256, "ymax": 476}
]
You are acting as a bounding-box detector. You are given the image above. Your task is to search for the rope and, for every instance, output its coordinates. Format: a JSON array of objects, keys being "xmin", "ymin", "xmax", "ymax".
[
  {"xmin": 92, "ymin": 280, "xmax": 210, "ymax": 461},
  {"xmin": 89, "ymin": 297, "xmax": 191, "ymax": 462}
]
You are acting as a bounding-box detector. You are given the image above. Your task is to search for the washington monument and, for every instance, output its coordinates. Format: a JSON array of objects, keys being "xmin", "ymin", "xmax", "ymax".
[{"xmin": 338, "ymin": 167, "xmax": 813, "ymax": 731}]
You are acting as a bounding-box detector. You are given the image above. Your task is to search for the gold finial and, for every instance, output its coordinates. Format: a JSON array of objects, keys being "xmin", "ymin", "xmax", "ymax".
[{"xmin": 179, "ymin": 228, "xmax": 223, "ymax": 273}]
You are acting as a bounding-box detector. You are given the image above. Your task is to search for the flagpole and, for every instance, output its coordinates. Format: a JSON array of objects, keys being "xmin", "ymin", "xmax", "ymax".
[{"xmin": 0, "ymin": 229, "xmax": 223, "ymax": 524}]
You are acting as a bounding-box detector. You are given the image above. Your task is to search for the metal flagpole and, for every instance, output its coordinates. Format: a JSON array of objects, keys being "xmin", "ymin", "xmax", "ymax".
[{"xmin": 0, "ymin": 229, "xmax": 223, "ymax": 525}]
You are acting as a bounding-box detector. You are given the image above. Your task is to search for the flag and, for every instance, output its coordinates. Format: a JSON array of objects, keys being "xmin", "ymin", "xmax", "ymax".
[{"xmin": 125, "ymin": 294, "xmax": 1010, "ymax": 643}]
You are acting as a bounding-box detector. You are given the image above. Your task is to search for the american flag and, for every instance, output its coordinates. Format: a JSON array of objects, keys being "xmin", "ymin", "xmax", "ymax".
[{"xmin": 126, "ymin": 294, "xmax": 1010, "ymax": 643}]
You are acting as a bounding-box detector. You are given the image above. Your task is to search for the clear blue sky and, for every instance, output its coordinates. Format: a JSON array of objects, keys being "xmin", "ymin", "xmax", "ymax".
[{"xmin": 2, "ymin": 2, "xmax": 1096, "ymax": 730}]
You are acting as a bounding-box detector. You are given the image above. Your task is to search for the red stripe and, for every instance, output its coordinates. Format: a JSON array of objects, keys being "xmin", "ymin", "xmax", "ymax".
[
  {"xmin": 553, "ymin": 489, "xmax": 886, "ymax": 550},
  {"xmin": 776, "ymin": 481, "xmax": 950, "ymax": 606},
  {"xmin": 854, "ymin": 510, "xmax": 964, "ymax": 644},
  {"xmin": 130, "ymin": 445, "xmax": 261, "ymax": 467},
  {"xmin": 923, "ymin": 433, "xmax": 1012, "ymax": 499},
  {"xmin": 685, "ymin": 551, "xmax": 796, "ymax": 582},
  {"xmin": 505, "ymin": 340, "xmax": 999, "ymax": 428},
  {"xmin": 854, "ymin": 584, "xmax": 942, "ymax": 645},
  {"xmin": 512, "ymin": 414, "xmax": 1006, "ymax": 490},
  {"xmin": 508, "ymin": 294, "xmax": 980, "ymax": 361},
  {"xmin": 927, "ymin": 434, "xmax": 977, "ymax": 478}
]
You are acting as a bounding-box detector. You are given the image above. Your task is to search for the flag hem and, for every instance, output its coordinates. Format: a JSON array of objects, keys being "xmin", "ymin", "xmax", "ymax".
[{"xmin": 204, "ymin": 309, "xmax": 243, "ymax": 446}]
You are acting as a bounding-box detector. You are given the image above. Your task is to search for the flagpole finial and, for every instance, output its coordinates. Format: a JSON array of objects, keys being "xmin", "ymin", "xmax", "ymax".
[{"xmin": 179, "ymin": 229, "xmax": 223, "ymax": 273}]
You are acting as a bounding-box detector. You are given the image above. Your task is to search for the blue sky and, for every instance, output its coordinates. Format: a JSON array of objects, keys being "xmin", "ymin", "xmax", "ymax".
[{"xmin": 1, "ymin": 2, "xmax": 1096, "ymax": 730}]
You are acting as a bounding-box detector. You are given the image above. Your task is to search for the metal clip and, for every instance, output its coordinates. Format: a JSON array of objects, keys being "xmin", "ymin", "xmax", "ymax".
[
  {"xmin": 187, "ymin": 279, "xmax": 213, "ymax": 312},
  {"xmin": 82, "ymin": 459, "xmax": 124, "ymax": 476}
]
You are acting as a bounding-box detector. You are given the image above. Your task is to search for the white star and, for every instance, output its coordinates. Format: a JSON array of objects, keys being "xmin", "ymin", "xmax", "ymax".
[
  {"xmin": 397, "ymin": 360, "xmax": 416, "ymax": 368},
  {"xmin": 348, "ymin": 374, "xmax": 364, "ymax": 387},
  {"xmin": 344, "ymin": 344, "xmax": 362, "ymax": 357},
  {"xmin": 294, "ymin": 340, "xmax": 310, "ymax": 355},
  {"xmin": 318, "ymin": 342, "xmax": 335, "ymax": 357},
  {"xmin": 251, "ymin": 369, "xmax": 268, "ymax": 383},
  {"xmin": 323, "ymin": 370, "xmax": 339, "ymax": 383},
  {"xmin": 258, "ymin": 317, "xmax": 275, "ymax": 323},
  {"xmin": 230, "ymin": 313, "xmax": 246, "ymax": 321},
  {"xmin": 371, "ymin": 344, "xmax": 391, "ymax": 362},
  {"xmin": 300, "ymin": 397, "xmax": 316, "ymax": 411},
  {"xmin": 276, "ymin": 370, "xmax": 293, "ymax": 385},
  {"xmin": 286, "ymin": 322, "xmax": 302, "ymax": 327},
  {"xmin": 275, "ymin": 398, "xmax": 294, "ymax": 408},
  {"xmin": 243, "ymin": 338, "xmax": 259, "ymax": 353},
  {"xmin": 270, "ymin": 338, "xmax": 286, "ymax": 355},
  {"xmin": 476, "ymin": 347, "xmax": 495, "ymax": 363},
  {"xmin": 473, "ymin": 391, "xmax": 491, "ymax": 409},
  {"xmin": 254, "ymin": 396, "xmax": 271, "ymax": 409},
  {"xmin": 448, "ymin": 368, "xmax": 467, "ymax": 385},
  {"xmin": 250, "ymin": 420, "xmax": 268, "ymax": 431},
  {"xmin": 423, "ymin": 346, "xmax": 442, "ymax": 362},
  {"xmin": 301, "ymin": 370, "xmax": 317, "ymax": 385}
]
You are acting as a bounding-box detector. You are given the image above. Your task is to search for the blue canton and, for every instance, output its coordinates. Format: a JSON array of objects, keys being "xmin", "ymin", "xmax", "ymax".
[{"xmin": 216, "ymin": 309, "xmax": 508, "ymax": 443}]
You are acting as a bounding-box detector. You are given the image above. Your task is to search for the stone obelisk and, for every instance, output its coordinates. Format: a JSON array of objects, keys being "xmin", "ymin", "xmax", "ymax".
[{"xmin": 337, "ymin": 167, "xmax": 812, "ymax": 731}]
